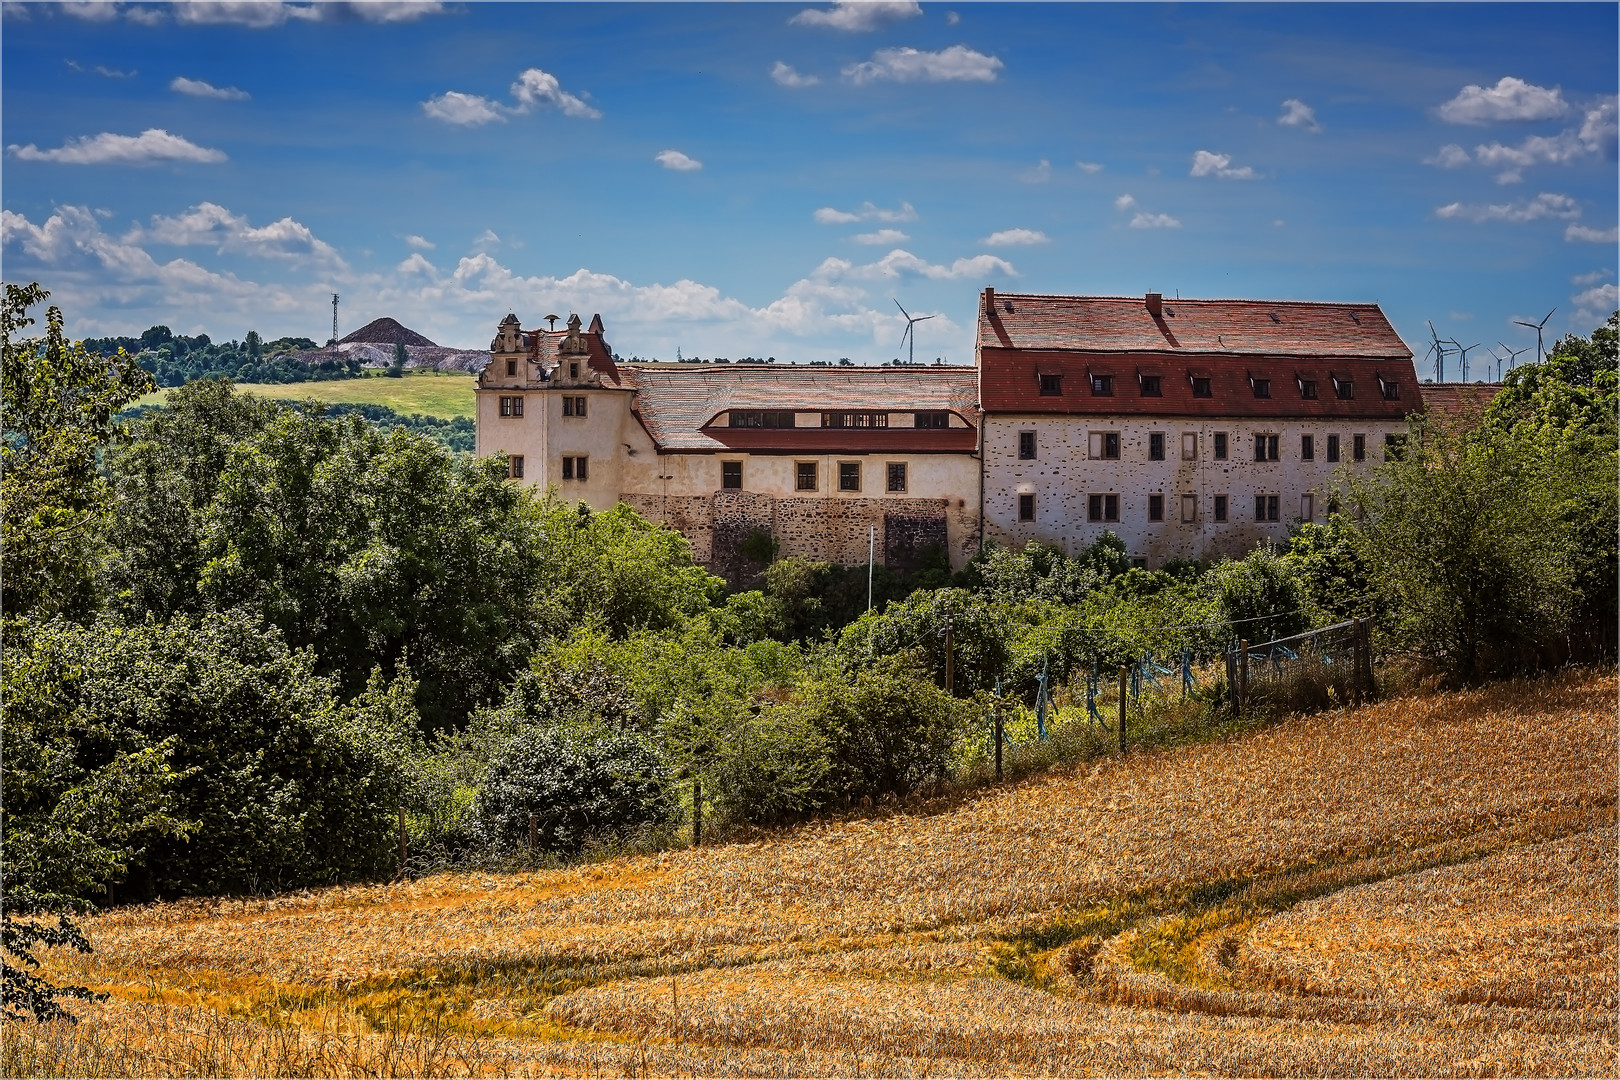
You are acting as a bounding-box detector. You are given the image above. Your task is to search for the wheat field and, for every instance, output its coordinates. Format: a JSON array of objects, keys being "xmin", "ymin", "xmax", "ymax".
[{"xmin": 10, "ymin": 669, "xmax": 1616, "ymax": 1077}]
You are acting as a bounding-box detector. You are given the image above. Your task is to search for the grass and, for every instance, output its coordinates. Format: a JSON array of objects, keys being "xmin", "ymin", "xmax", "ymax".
[{"xmin": 136, "ymin": 371, "xmax": 477, "ymax": 420}]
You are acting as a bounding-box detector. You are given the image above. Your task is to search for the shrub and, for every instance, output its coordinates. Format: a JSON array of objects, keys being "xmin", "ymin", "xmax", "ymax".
[{"xmin": 707, "ymin": 705, "xmax": 833, "ymax": 825}]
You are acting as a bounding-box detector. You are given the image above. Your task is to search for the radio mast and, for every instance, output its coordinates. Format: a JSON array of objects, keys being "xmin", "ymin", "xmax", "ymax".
[{"xmin": 330, "ymin": 293, "xmax": 340, "ymax": 348}]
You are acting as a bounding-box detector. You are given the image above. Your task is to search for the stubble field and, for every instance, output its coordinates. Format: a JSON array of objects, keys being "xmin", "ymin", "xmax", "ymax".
[{"xmin": 8, "ymin": 669, "xmax": 1616, "ymax": 1077}]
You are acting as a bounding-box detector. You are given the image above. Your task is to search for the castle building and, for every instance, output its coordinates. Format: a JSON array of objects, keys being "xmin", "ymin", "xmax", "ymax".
[{"xmin": 475, "ymin": 290, "xmax": 1422, "ymax": 576}]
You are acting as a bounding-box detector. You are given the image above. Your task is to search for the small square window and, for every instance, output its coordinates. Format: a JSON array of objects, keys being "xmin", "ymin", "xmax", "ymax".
[
  {"xmin": 1327, "ymin": 434, "xmax": 1341, "ymax": 462},
  {"xmin": 1089, "ymin": 432, "xmax": 1121, "ymax": 460},
  {"xmin": 796, "ymin": 461, "xmax": 818, "ymax": 491},
  {"xmin": 1298, "ymin": 379, "xmax": 1317, "ymax": 400},
  {"xmin": 1252, "ymin": 379, "xmax": 1271, "ymax": 399},
  {"xmin": 1253, "ymin": 433, "xmax": 1279, "ymax": 462},
  {"xmin": 1018, "ymin": 431, "xmax": 1036, "ymax": 460},
  {"xmin": 1149, "ymin": 432, "xmax": 1165, "ymax": 461},
  {"xmin": 914, "ymin": 411, "xmax": 949, "ymax": 428},
  {"xmin": 506, "ymin": 360, "xmax": 517, "ymax": 376},
  {"xmin": 1181, "ymin": 433, "xmax": 1197, "ymax": 460},
  {"xmin": 887, "ymin": 462, "xmax": 907, "ymax": 492},
  {"xmin": 1139, "ymin": 374, "xmax": 1163, "ymax": 397},
  {"xmin": 839, "ymin": 462, "xmax": 861, "ymax": 492},
  {"xmin": 1301, "ymin": 434, "xmax": 1315, "ymax": 461},
  {"xmin": 1148, "ymin": 494, "xmax": 1164, "ymax": 521},
  {"xmin": 1381, "ymin": 379, "xmax": 1401, "ymax": 401},
  {"xmin": 1353, "ymin": 434, "xmax": 1366, "ymax": 461},
  {"xmin": 1301, "ymin": 493, "xmax": 1315, "ymax": 520},
  {"xmin": 1181, "ymin": 494, "xmax": 1197, "ymax": 523},
  {"xmin": 1213, "ymin": 432, "xmax": 1228, "ymax": 460},
  {"xmin": 722, "ymin": 461, "xmax": 742, "ymax": 489},
  {"xmin": 568, "ymin": 362, "xmax": 579, "ymax": 379},
  {"xmin": 1214, "ymin": 495, "xmax": 1228, "ymax": 522},
  {"xmin": 1336, "ymin": 378, "xmax": 1354, "ymax": 400},
  {"xmin": 1255, "ymin": 494, "xmax": 1279, "ymax": 522},
  {"xmin": 1087, "ymin": 493, "xmax": 1119, "ymax": 522},
  {"xmin": 509, "ymin": 454, "xmax": 524, "ymax": 479},
  {"xmin": 1040, "ymin": 373, "xmax": 1064, "ymax": 396},
  {"xmin": 1088, "ymin": 373, "xmax": 1111, "ymax": 396},
  {"xmin": 1019, "ymin": 493, "xmax": 1036, "ymax": 521},
  {"xmin": 1191, "ymin": 376, "xmax": 1213, "ymax": 398}
]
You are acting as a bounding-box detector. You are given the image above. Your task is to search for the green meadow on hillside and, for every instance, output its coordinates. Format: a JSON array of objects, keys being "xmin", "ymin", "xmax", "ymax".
[{"xmin": 139, "ymin": 371, "xmax": 477, "ymax": 420}]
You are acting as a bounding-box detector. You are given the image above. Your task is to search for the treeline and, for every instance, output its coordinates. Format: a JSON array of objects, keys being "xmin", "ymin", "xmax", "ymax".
[
  {"xmin": 2, "ymin": 281, "xmax": 1615, "ymax": 1019},
  {"xmin": 82, "ymin": 324, "xmax": 357, "ymax": 387}
]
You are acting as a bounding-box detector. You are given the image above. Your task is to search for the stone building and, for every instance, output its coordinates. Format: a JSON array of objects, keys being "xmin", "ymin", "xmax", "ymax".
[{"xmin": 475, "ymin": 288, "xmax": 1423, "ymax": 575}]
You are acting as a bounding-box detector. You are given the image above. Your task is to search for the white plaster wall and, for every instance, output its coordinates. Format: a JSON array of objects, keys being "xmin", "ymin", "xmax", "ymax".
[{"xmin": 983, "ymin": 415, "xmax": 1405, "ymax": 564}]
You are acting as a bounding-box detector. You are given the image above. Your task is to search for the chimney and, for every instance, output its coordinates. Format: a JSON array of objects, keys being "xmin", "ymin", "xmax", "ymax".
[
  {"xmin": 1145, "ymin": 292, "xmax": 1163, "ymax": 318},
  {"xmin": 984, "ymin": 286, "xmax": 995, "ymax": 315}
]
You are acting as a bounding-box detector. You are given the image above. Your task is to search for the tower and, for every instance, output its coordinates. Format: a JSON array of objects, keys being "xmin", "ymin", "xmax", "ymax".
[{"xmin": 331, "ymin": 293, "xmax": 339, "ymax": 348}]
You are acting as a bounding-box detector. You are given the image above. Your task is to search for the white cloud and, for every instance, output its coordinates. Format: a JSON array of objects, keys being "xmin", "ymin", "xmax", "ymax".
[
  {"xmin": 472, "ymin": 229, "xmax": 502, "ymax": 250},
  {"xmin": 1277, "ymin": 98, "xmax": 1321, "ymax": 132},
  {"xmin": 95, "ymin": 64, "xmax": 137, "ymax": 78},
  {"xmin": 844, "ymin": 248, "xmax": 1016, "ymax": 281},
  {"xmin": 123, "ymin": 4, "xmax": 165, "ymax": 25},
  {"xmin": 843, "ymin": 45, "xmax": 1002, "ymax": 85},
  {"xmin": 1074, "ymin": 160, "xmax": 1103, "ymax": 174},
  {"xmin": 1425, "ymin": 143, "xmax": 1471, "ymax": 168},
  {"xmin": 852, "ymin": 228, "xmax": 909, "ymax": 245},
  {"xmin": 790, "ymin": 1, "xmax": 921, "ymax": 31},
  {"xmin": 170, "ymin": 75, "xmax": 249, "ymax": 100},
  {"xmin": 813, "ymin": 200, "xmax": 917, "ymax": 225},
  {"xmin": 404, "ymin": 234, "xmax": 435, "ymax": 250},
  {"xmin": 1579, "ymin": 99, "xmax": 1618, "ymax": 158},
  {"xmin": 771, "ymin": 61, "xmax": 819, "ymax": 88},
  {"xmin": 1435, "ymin": 192, "xmax": 1581, "ymax": 223},
  {"xmin": 981, "ymin": 228, "xmax": 1049, "ymax": 246},
  {"xmin": 1130, "ymin": 213, "xmax": 1181, "ymax": 229},
  {"xmin": 1473, "ymin": 130, "xmax": 1589, "ymax": 170},
  {"xmin": 1114, "ymin": 193, "xmax": 1136, "ymax": 211},
  {"xmin": 1566, "ymin": 223, "xmax": 1619, "ymax": 243},
  {"xmin": 132, "ymin": 201, "xmax": 344, "ymax": 266},
  {"xmin": 1019, "ymin": 158, "xmax": 1052, "ymax": 183},
  {"xmin": 1190, "ymin": 149, "xmax": 1258, "ymax": 179},
  {"xmin": 396, "ymin": 252, "xmax": 435, "ymax": 275},
  {"xmin": 7, "ymin": 128, "xmax": 225, "ymax": 165},
  {"xmin": 174, "ymin": 2, "xmax": 448, "ymax": 27},
  {"xmin": 946, "ymin": 10, "xmax": 960, "ymax": 26},
  {"xmin": 1438, "ymin": 76, "xmax": 1568, "ymax": 125},
  {"xmin": 1573, "ymin": 282, "xmax": 1618, "ymax": 322},
  {"xmin": 1572, "ymin": 269, "xmax": 1613, "ymax": 286},
  {"xmin": 655, "ymin": 149, "xmax": 703, "ymax": 172},
  {"xmin": 59, "ymin": 1, "xmax": 119, "ymax": 20},
  {"xmin": 423, "ymin": 67, "xmax": 599, "ymax": 125}
]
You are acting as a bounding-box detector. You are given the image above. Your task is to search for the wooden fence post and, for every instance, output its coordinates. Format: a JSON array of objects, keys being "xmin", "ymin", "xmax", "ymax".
[
  {"xmin": 397, "ymin": 806, "xmax": 407, "ymax": 870},
  {"xmin": 692, "ymin": 777, "xmax": 702, "ymax": 847},
  {"xmin": 993, "ymin": 707, "xmax": 1003, "ymax": 781},
  {"xmin": 1238, "ymin": 640, "xmax": 1250, "ymax": 720},
  {"xmin": 1351, "ymin": 618, "xmax": 1364, "ymax": 704},
  {"xmin": 1117, "ymin": 665, "xmax": 1129, "ymax": 756}
]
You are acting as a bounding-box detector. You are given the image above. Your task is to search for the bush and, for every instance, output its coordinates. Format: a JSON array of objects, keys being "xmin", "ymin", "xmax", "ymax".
[
  {"xmin": 707, "ymin": 705, "xmax": 833, "ymax": 825},
  {"xmin": 470, "ymin": 724, "xmax": 674, "ymax": 856}
]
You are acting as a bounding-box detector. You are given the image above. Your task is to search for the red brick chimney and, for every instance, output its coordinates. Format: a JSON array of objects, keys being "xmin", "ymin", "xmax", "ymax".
[
  {"xmin": 984, "ymin": 286, "xmax": 996, "ymax": 314},
  {"xmin": 1146, "ymin": 292, "xmax": 1163, "ymax": 318}
]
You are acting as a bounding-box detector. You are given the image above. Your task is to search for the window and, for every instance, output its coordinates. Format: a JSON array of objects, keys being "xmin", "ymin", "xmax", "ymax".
[
  {"xmin": 509, "ymin": 454, "xmax": 524, "ymax": 479},
  {"xmin": 1019, "ymin": 493, "xmax": 1036, "ymax": 521},
  {"xmin": 561, "ymin": 455, "xmax": 587, "ymax": 481},
  {"xmin": 839, "ymin": 462, "xmax": 861, "ymax": 492},
  {"xmin": 1327, "ymin": 434, "xmax": 1341, "ymax": 462},
  {"xmin": 1087, "ymin": 373, "xmax": 1110, "ymax": 396},
  {"xmin": 499, "ymin": 395, "xmax": 525, "ymax": 417},
  {"xmin": 1253, "ymin": 433, "xmax": 1280, "ymax": 462},
  {"xmin": 887, "ymin": 462, "xmax": 907, "ymax": 492},
  {"xmin": 1131, "ymin": 557, "xmax": 1148, "ymax": 570},
  {"xmin": 1298, "ymin": 378, "xmax": 1318, "ymax": 400},
  {"xmin": 1380, "ymin": 377, "xmax": 1401, "ymax": 401},
  {"xmin": 506, "ymin": 360, "xmax": 517, "ymax": 376},
  {"xmin": 1300, "ymin": 493, "xmax": 1315, "ymax": 521},
  {"xmin": 796, "ymin": 461, "xmax": 818, "ymax": 491},
  {"xmin": 1353, "ymin": 434, "xmax": 1366, "ymax": 462},
  {"xmin": 1181, "ymin": 494, "xmax": 1197, "ymax": 523},
  {"xmin": 1040, "ymin": 373, "xmax": 1064, "ymax": 396},
  {"xmin": 722, "ymin": 461, "xmax": 742, "ymax": 489},
  {"xmin": 730, "ymin": 410, "xmax": 795, "ymax": 428},
  {"xmin": 914, "ymin": 411, "xmax": 949, "ymax": 428},
  {"xmin": 1214, "ymin": 495, "xmax": 1228, "ymax": 522},
  {"xmin": 1148, "ymin": 493, "xmax": 1164, "ymax": 521},
  {"xmin": 1334, "ymin": 376, "xmax": 1354, "ymax": 400},
  {"xmin": 563, "ymin": 396, "xmax": 587, "ymax": 417},
  {"xmin": 1191, "ymin": 376, "xmax": 1213, "ymax": 398},
  {"xmin": 1139, "ymin": 374, "xmax": 1163, "ymax": 397},
  {"xmin": 1181, "ymin": 433, "xmax": 1197, "ymax": 460},
  {"xmin": 1301, "ymin": 434, "xmax": 1315, "ymax": 461},
  {"xmin": 1384, "ymin": 433, "xmax": 1406, "ymax": 461},
  {"xmin": 1149, "ymin": 432, "xmax": 1166, "ymax": 461},
  {"xmin": 1088, "ymin": 431, "xmax": 1121, "ymax": 460},
  {"xmin": 821, "ymin": 412, "xmax": 889, "ymax": 429},
  {"xmin": 568, "ymin": 362, "xmax": 579, "ymax": 379},
  {"xmin": 1018, "ymin": 431, "xmax": 1036, "ymax": 460},
  {"xmin": 1255, "ymin": 494, "xmax": 1280, "ymax": 522},
  {"xmin": 1087, "ymin": 493, "xmax": 1120, "ymax": 522},
  {"xmin": 1213, "ymin": 432, "xmax": 1228, "ymax": 460},
  {"xmin": 1252, "ymin": 378, "xmax": 1272, "ymax": 399}
]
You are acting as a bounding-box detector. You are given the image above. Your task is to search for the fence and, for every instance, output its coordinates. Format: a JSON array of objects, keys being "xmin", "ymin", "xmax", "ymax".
[{"xmin": 1227, "ymin": 617, "xmax": 1375, "ymax": 718}]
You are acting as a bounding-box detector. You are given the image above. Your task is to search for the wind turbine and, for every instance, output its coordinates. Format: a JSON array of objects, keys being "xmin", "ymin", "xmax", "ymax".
[
  {"xmin": 894, "ymin": 299, "xmax": 937, "ymax": 366},
  {"xmin": 1496, "ymin": 341, "xmax": 1529, "ymax": 378},
  {"xmin": 1513, "ymin": 306, "xmax": 1556, "ymax": 363},
  {"xmin": 1454, "ymin": 342, "xmax": 1481, "ymax": 383},
  {"xmin": 1423, "ymin": 321, "xmax": 1455, "ymax": 382}
]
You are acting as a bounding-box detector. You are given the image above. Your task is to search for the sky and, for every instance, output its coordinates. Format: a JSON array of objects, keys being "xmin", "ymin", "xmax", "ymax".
[{"xmin": 2, "ymin": 1, "xmax": 1616, "ymax": 379}]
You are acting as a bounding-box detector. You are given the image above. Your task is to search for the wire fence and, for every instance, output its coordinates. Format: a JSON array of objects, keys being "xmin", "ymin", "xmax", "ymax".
[{"xmin": 1227, "ymin": 617, "xmax": 1376, "ymax": 718}]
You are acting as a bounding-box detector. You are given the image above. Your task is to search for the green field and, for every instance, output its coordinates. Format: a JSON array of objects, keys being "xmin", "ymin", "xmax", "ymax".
[{"xmin": 139, "ymin": 371, "xmax": 477, "ymax": 420}]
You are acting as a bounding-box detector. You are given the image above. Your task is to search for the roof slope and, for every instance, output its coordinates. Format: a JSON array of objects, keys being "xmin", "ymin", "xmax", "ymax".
[
  {"xmin": 338, "ymin": 317, "xmax": 437, "ymax": 347},
  {"xmin": 1421, "ymin": 382, "xmax": 1501, "ymax": 421}
]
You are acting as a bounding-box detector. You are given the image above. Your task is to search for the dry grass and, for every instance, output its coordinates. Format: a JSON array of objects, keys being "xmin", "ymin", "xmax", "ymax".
[{"xmin": 29, "ymin": 668, "xmax": 1618, "ymax": 1076}]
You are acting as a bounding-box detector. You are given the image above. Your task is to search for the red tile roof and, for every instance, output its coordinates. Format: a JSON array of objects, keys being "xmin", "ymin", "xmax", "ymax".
[
  {"xmin": 1420, "ymin": 382, "xmax": 1501, "ymax": 422},
  {"xmin": 518, "ymin": 320, "xmax": 622, "ymax": 385}
]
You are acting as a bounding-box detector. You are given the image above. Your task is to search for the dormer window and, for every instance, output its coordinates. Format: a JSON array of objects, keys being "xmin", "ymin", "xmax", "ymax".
[
  {"xmin": 1040, "ymin": 373, "xmax": 1065, "ymax": 396},
  {"xmin": 1190, "ymin": 376, "xmax": 1212, "ymax": 398},
  {"xmin": 1379, "ymin": 375, "xmax": 1400, "ymax": 400},
  {"xmin": 506, "ymin": 360, "xmax": 517, "ymax": 376},
  {"xmin": 1251, "ymin": 378, "xmax": 1271, "ymax": 399},
  {"xmin": 1332, "ymin": 374, "xmax": 1354, "ymax": 400},
  {"xmin": 568, "ymin": 362, "xmax": 579, "ymax": 379},
  {"xmin": 1088, "ymin": 373, "xmax": 1111, "ymax": 396},
  {"xmin": 1138, "ymin": 374, "xmax": 1163, "ymax": 397},
  {"xmin": 1297, "ymin": 377, "xmax": 1318, "ymax": 400}
]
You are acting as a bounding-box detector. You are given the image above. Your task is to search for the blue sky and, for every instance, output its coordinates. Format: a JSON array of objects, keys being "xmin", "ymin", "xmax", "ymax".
[{"xmin": 2, "ymin": 1, "xmax": 1615, "ymax": 379}]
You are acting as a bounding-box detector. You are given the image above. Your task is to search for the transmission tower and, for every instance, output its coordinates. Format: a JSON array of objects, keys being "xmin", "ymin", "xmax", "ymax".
[{"xmin": 331, "ymin": 293, "xmax": 340, "ymax": 348}]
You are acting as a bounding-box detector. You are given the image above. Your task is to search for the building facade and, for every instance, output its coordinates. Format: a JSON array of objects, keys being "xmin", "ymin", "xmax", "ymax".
[{"xmin": 476, "ymin": 289, "xmax": 1423, "ymax": 575}]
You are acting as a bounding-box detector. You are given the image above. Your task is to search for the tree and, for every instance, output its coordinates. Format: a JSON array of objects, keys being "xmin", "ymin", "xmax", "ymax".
[
  {"xmin": 245, "ymin": 329, "xmax": 262, "ymax": 360},
  {"xmin": 2, "ymin": 282, "xmax": 154, "ymax": 621}
]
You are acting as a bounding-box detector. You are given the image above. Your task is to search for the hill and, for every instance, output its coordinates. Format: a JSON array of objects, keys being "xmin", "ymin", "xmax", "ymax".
[{"xmin": 338, "ymin": 317, "xmax": 438, "ymax": 348}]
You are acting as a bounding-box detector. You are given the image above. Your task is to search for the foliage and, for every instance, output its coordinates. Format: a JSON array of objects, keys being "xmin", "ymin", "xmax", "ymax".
[
  {"xmin": 2, "ymin": 283, "xmax": 154, "ymax": 621},
  {"xmin": 1284, "ymin": 515, "xmax": 1379, "ymax": 624},
  {"xmin": 966, "ymin": 534, "xmax": 1128, "ymax": 606},
  {"xmin": 2, "ymin": 903, "xmax": 102, "ymax": 1025},
  {"xmin": 82, "ymin": 325, "xmax": 354, "ymax": 387},
  {"xmin": 1202, "ymin": 546, "xmax": 1310, "ymax": 645},
  {"xmin": 835, "ymin": 588, "xmax": 1011, "ymax": 696}
]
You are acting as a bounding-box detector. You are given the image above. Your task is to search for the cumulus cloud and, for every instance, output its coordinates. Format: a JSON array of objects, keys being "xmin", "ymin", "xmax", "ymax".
[
  {"xmin": 853, "ymin": 228, "xmax": 909, "ymax": 245},
  {"xmin": 1579, "ymin": 99, "xmax": 1618, "ymax": 158},
  {"xmin": 404, "ymin": 234, "xmax": 435, "ymax": 250},
  {"xmin": 171, "ymin": 75, "xmax": 249, "ymax": 100},
  {"xmin": 655, "ymin": 149, "xmax": 703, "ymax": 172},
  {"xmin": 981, "ymin": 228, "xmax": 1049, "ymax": 246},
  {"xmin": 7, "ymin": 128, "xmax": 225, "ymax": 165},
  {"xmin": 1277, "ymin": 98, "xmax": 1321, "ymax": 132},
  {"xmin": 95, "ymin": 64, "xmax": 136, "ymax": 78},
  {"xmin": 843, "ymin": 45, "xmax": 1002, "ymax": 85},
  {"xmin": 790, "ymin": 1, "xmax": 921, "ymax": 31},
  {"xmin": 1074, "ymin": 160, "xmax": 1103, "ymax": 174},
  {"xmin": 843, "ymin": 248, "xmax": 1016, "ymax": 281},
  {"xmin": 1114, "ymin": 193, "xmax": 1136, "ymax": 211},
  {"xmin": 1566, "ymin": 223, "xmax": 1619, "ymax": 243},
  {"xmin": 1129, "ymin": 212, "xmax": 1182, "ymax": 229},
  {"xmin": 1572, "ymin": 281, "xmax": 1618, "ymax": 322},
  {"xmin": 423, "ymin": 67, "xmax": 599, "ymax": 125},
  {"xmin": 1189, "ymin": 149, "xmax": 1258, "ymax": 179},
  {"xmin": 174, "ymin": 2, "xmax": 449, "ymax": 27},
  {"xmin": 1438, "ymin": 76, "xmax": 1568, "ymax": 124},
  {"xmin": 1435, "ymin": 191, "xmax": 1581, "ymax": 223},
  {"xmin": 1425, "ymin": 143, "xmax": 1471, "ymax": 168},
  {"xmin": 131, "ymin": 201, "xmax": 344, "ymax": 266},
  {"xmin": 814, "ymin": 200, "xmax": 917, "ymax": 225},
  {"xmin": 771, "ymin": 61, "xmax": 819, "ymax": 87},
  {"xmin": 59, "ymin": 1, "xmax": 119, "ymax": 20}
]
